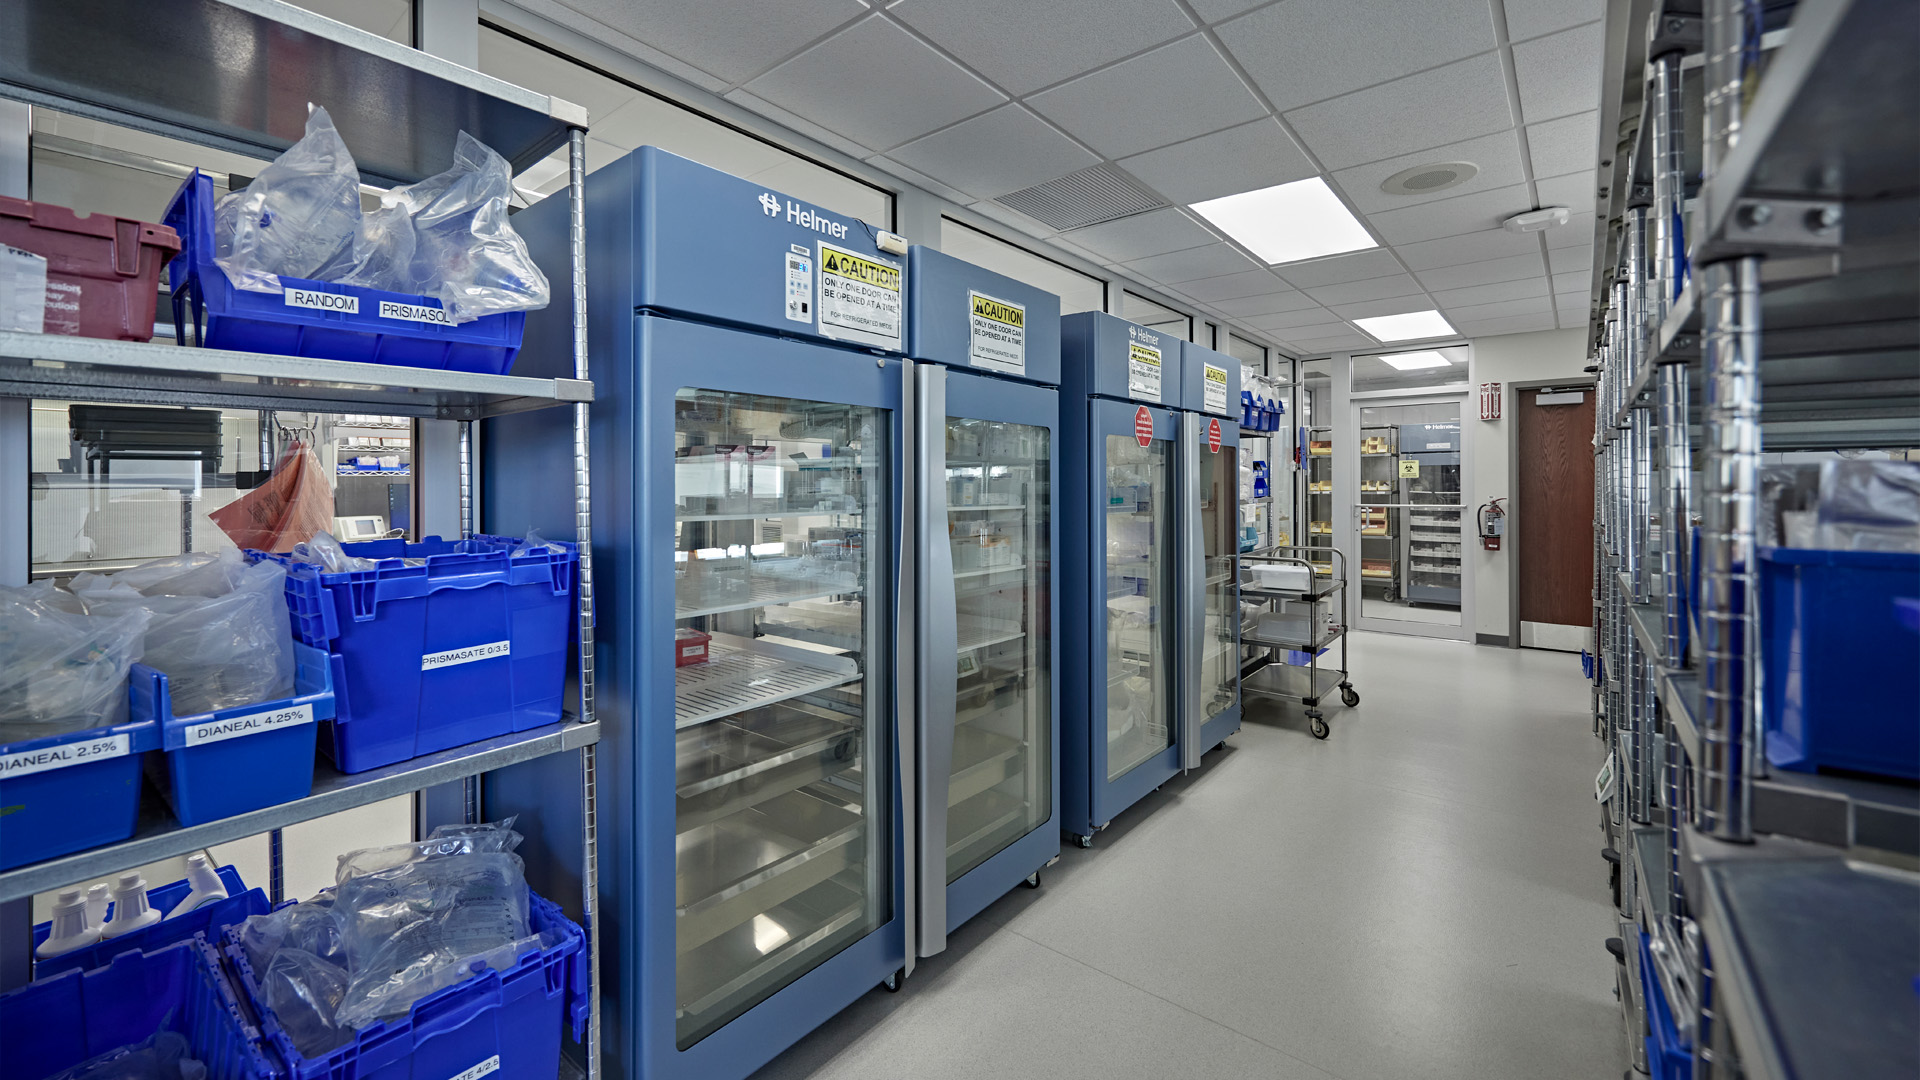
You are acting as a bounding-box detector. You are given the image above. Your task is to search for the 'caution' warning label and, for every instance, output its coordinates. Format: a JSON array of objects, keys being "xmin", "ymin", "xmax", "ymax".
[
  {"xmin": 1128, "ymin": 341, "xmax": 1163, "ymax": 401},
  {"xmin": 1203, "ymin": 362, "xmax": 1229, "ymax": 414},
  {"xmin": 968, "ymin": 291, "xmax": 1025, "ymax": 375},
  {"xmin": 818, "ymin": 242, "xmax": 901, "ymax": 350}
]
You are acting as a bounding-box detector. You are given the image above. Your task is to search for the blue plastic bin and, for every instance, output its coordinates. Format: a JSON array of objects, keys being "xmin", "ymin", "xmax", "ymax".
[
  {"xmin": 0, "ymin": 714, "xmax": 159, "ymax": 872},
  {"xmin": 137, "ymin": 642, "xmax": 337, "ymax": 826},
  {"xmin": 0, "ymin": 937, "xmax": 276, "ymax": 1080},
  {"xmin": 32, "ymin": 866, "xmax": 263, "ymax": 979},
  {"xmin": 227, "ymin": 892, "xmax": 587, "ymax": 1080},
  {"xmin": 262, "ymin": 536, "xmax": 577, "ymax": 773},
  {"xmin": 1760, "ymin": 546, "xmax": 1920, "ymax": 780},
  {"xmin": 163, "ymin": 171, "xmax": 526, "ymax": 375},
  {"xmin": 1637, "ymin": 933, "xmax": 1691, "ymax": 1080}
]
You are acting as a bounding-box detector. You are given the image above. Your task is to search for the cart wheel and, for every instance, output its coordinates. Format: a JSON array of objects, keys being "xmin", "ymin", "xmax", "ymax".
[
  {"xmin": 1024, "ymin": 870, "xmax": 1042, "ymax": 889},
  {"xmin": 882, "ymin": 967, "xmax": 905, "ymax": 993},
  {"xmin": 1309, "ymin": 714, "xmax": 1330, "ymax": 740},
  {"xmin": 1075, "ymin": 833, "xmax": 1094, "ymax": 849},
  {"xmin": 1340, "ymin": 686, "xmax": 1360, "ymax": 708}
]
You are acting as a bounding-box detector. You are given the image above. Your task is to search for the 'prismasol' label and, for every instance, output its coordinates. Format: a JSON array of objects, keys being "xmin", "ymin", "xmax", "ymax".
[{"xmin": 378, "ymin": 300, "xmax": 453, "ymax": 325}]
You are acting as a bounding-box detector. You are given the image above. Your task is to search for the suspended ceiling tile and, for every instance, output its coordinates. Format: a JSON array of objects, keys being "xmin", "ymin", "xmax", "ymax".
[
  {"xmin": 1367, "ymin": 183, "xmax": 1537, "ymax": 247},
  {"xmin": 1208, "ymin": 290, "xmax": 1321, "ymax": 318},
  {"xmin": 887, "ymin": 105, "xmax": 1099, "ymax": 200},
  {"xmin": 556, "ymin": 0, "xmax": 867, "ymax": 86},
  {"xmin": 1302, "ymin": 273, "xmax": 1425, "ymax": 306},
  {"xmin": 1328, "ymin": 295, "xmax": 1439, "ymax": 320},
  {"xmin": 1442, "ymin": 295, "xmax": 1555, "ymax": 320},
  {"xmin": 1549, "ymin": 243, "xmax": 1595, "ymax": 274},
  {"xmin": 1292, "ymin": 331, "xmax": 1379, "ymax": 352},
  {"xmin": 743, "ymin": 16, "xmax": 1006, "ymax": 151},
  {"xmin": 1514, "ymin": 22, "xmax": 1606, "ymax": 124},
  {"xmin": 1174, "ymin": 268, "xmax": 1296, "ymax": 302},
  {"xmin": 1117, "ymin": 118, "xmax": 1316, "ymax": 205},
  {"xmin": 1247, "ymin": 310, "xmax": 1344, "ymax": 332},
  {"xmin": 1534, "ymin": 171, "xmax": 1599, "ymax": 215},
  {"xmin": 1555, "ymin": 289, "xmax": 1594, "ymax": 311},
  {"xmin": 1331, "ymin": 129, "xmax": 1529, "ymax": 215},
  {"xmin": 720, "ymin": 89, "xmax": 872, "ymax": 159},
  {"xmin": 1216, "ymin": 0, "xmax": 1494, "ymax": 113},
  {"xmin": 872, "ymin": 157, "xmax": 972, "ymax": 206},
  {"xmin": 1272, "ymin": 248, "xmax": 1404, "ymax": 289},
  {"xmin": 1545, "ymin": 212, "xmax": 1596, "ymax": 248},
  {"xmin": 1504, "ymin": 0, "xmax": 1605, "ymax": 43},
  {"xmin": 1060, "ymin": 207, "xmax": 1222, "ymax": 263},
  {"xmin": 890, "ymin": 0, "xmax": 1195, "ymax": 96},
  {"xmin": 967, "ymin": 198, "xmax": 1060, "ymax": 240},
  {"xmin": 1393, "ymin": 227, "xmax": 1545, "ymax": 270},
  {"xmin": 1551, "ymin": 270, "xmax": 1591, "ymax": 294},
  {"xmin": 1525, "ymin": 110, "xmax": 1601, "ymax": 178},
  {"xmin": 1454, "ymin": 312, "xmax": 1560, "ymax": 336},
  {"xmin": 1431, "ymin": 277, "xmax": 1549, "ymax": 308},
  {"xmin": 1282, "ymin": 54, "xmax": 1516, "ymax": 171},
  {"xmin": 1414, "ymin": 252, "xmax": 1548, "ymax": 292},
  {"xmin": 1028, "ymin": 35, "xmax": 1269, "ymax": 159},
  {"xmin": 478, "ymin": 26, "xmax": 640, "ymax": 123},
  {"xmin": 1125, "ymin": 243, "xmax": 1262, "ymax": 285},
  {"xmin": 1190, "ymin": 0, "xmax": 1266, "ymax": 22}
]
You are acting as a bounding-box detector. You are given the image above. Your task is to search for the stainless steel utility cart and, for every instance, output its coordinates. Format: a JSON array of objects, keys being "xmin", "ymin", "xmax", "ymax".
[{"xmin": 1237, "ymin": 545, "xmax": 1358, "ymax": 740}]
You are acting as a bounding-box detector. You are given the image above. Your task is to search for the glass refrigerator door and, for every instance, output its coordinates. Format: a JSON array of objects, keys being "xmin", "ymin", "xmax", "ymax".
[
  {"xmin": 1103, "ymin": 434, "xmax": 1173, "ymax": 780},
  {"xmin": 672, "ymin": 388, "xmax": 891, "ymax": 1049},
  {"xmin": 944, "ymin": 418, "xmax": 1051, "ymax": 882},
  {"xmin": 1197, "ymin": 439, "xmax": 1238, "ymax": 721}
]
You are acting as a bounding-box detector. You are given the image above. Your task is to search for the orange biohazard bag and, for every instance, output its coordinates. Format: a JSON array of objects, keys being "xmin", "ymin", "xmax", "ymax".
[{"xmin": 210, "ymin": 439, "xmax": 334, "ymax": 552}]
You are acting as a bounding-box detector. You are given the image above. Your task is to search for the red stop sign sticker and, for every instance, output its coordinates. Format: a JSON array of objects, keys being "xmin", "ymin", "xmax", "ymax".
[
  {"xmin": 1134, "ymin": 405, "xmax": 1154, "ymax": 447},
  {"xmin": 1207, "ymin": 417, "xmax": 1222, "ymax": 454}
]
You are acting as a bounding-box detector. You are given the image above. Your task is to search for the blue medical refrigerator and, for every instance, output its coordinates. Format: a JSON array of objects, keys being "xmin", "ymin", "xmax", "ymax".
[
  {"xmin": 1058, "ymin": 314, "xmax": 1241, "ymax": 847},
  {"xmin": 489, "ymin": 147, "xmax": 909, "ymax": 1080},
  {"xmin": 904, "ymin": 247, "xmax": 1061, "ymax": 957}
]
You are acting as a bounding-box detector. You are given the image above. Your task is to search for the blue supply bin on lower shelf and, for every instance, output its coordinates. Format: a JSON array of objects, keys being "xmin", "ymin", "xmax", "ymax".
[
  {"xmin": 1637, "ymin": 933, "xmax": 1691, "ymax": 1080},
  {"xmin": 0, "ymin": 714, "xmax": 159, "ymax": 872},
  {"xmin": 31, "ymin": 865, "xmax": 263, "ymax": 979},
  {"xmin": 226, "ymin": 892, "xmax": 587, "ymax": 1080},
  {"xmin": 139, "ymin": 642, "xmax": 337, "ymax": 826},
  {"xmin": 262, "ymin": 536, "xmax": 577, "ymax": 773},
  {"xmin": 0, "ymin": 937, "xmax": 277, "ymax": 1080},
  {"xmin": 1760, "ymin": 546, "xmax": 1920, "ymax": 780},
  {"xmin": 164, "ymin": 171, "xmax": 526, "ymax": 375}
]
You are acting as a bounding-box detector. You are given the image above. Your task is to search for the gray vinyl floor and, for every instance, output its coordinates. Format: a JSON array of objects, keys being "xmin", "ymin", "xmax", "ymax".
[{"xmin": 751, "ymin": 632, "xmax": 1628, "ymax": 1080}]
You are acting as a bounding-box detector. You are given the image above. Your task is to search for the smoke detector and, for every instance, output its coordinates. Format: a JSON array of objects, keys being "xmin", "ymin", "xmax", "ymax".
[
  {"xmin": 1380, "ymin": 161, "xmax": 1478, "ymax": 196},
  {"xmin": 1502, "ymin": 207, "xmax": 1572, "ymax": 233}
]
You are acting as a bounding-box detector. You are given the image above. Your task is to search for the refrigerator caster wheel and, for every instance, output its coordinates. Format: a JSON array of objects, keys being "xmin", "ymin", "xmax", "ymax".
[
  {"xmin": 1341, "ymin": 686, "xmax": 1360, "ymax": 707},
  {"xmin": 882, "ymin": 968, "xmax": 904, "ymax": 993},
  {"xmin": 1024, "ymin": 870, "xmax": 1042, "ymax": 889},
  {"xmin": 1075, "ymin": 833, "xmax": 1093, "ymax": 849},
  {"xmin": 1309, "ymin": 715, "xmax": 1329, "ymax": 740}
]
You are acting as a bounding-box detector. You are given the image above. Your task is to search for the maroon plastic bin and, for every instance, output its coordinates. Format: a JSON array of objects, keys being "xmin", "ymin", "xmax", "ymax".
[{"xmin": 0, "ymin": 196, "xmax": 181, "ymax": 341}]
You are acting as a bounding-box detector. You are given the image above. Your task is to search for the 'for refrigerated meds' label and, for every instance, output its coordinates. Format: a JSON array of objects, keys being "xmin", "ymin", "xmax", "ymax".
[
  {"xmin": 1128, "ymin": 342, "xmax": 1162, "ymax": 401},
  {"xmin": 1203, "ymin": 362, "xmax": 1229, "ymax": 413},
  {"xmin": 448, "ymin": 1057, "xmax": 500, "ymax": 1080},
  {"xmin": 785, "ymin": 244, "xmax": 813, "ymax": 324},
  {"xmin": 421, "ymin": 640, "xmax": 512, "ymax": 671},
  {"xmin": 818, "ymin": 242, "xmax": 901, "ymax": 350},
  {"xmin": 0, "ymin": 733, "xmax": 129, "ymax": 779},
  {"xmin": 968, "ymin": 291, "xmax": 1025, "ymax": 375},
  {"xmin": 184, "ymin": 702, "xmax": 315, "ymax": 747}
]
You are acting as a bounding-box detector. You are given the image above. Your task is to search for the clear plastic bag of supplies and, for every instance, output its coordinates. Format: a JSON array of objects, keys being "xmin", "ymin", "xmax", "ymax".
[
  {"xmin": 1815, "ymin": 459, "xmax": 1920, "ymax": 552},
  {"xmin": 289, "ymin": 531, "xmax": 377, "ymax": 574},
  {"xmin": 70, "ymin": 549, "xmax": 294, "ymax": 716},
  {"xmin": 262, "ymin": 947, "xmax": 353, "ymax": 1058},
  {"xmin": 0, "ymin": 581, "xmax": 149, "ymax": 743},
  {"xmin": 331, "ymin": 850, "xmax": 533, "ymax": 1028},
  {"xmin": 337, "ymin": 132, "xmax": 549, "ymax": 324},
  {"xmin": 334, "ymin": 816, "xmax": 523, "ymax": 881},
  {"xmin": 214, "ymin": 107, "xmax": 362, "ymax": 294},
  {"xmin": 239, "ymin": 892, "xmax": 344, "ymax": 974},
  {"xmin": 47, "ymin": 1029, "xmax": 207, "ymax": 1080}
]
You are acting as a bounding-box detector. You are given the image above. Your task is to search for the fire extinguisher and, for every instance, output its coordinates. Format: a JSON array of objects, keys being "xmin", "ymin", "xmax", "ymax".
[{"xmin": 1478, "ymin": 498, "xmax": 1506, "ymax": 550}]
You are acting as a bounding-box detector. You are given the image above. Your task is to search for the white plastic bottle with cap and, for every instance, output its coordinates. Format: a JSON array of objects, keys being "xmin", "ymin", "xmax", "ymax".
[
  {"xmin": 85, "ymin": 882, "xmax": 111, "ymax": 926},
  {"xmin": 35, "ymin": 889, "xmax": 102, "ymax": 959},
  {"xmin": 100, "ymin": 873, "xmax": 161, "ymax": 939},
  {"xmin": 166, "ymin": 854, "xmax": 230, "ymax": 920}
]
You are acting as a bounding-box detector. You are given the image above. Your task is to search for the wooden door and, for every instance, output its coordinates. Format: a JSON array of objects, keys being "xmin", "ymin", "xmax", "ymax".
[{"xmin": 1516, "ymin": 386, "xmax": 1595, "ymax": 631}]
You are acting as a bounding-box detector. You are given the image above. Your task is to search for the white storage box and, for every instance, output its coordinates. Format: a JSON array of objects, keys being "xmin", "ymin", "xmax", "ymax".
[{"xmin": 1249, "ymin": 563, "xmax": 1313, "ymax": 592}]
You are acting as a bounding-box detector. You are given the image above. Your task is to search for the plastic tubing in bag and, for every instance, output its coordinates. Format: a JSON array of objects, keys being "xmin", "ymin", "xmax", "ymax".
[{"xmin": 0, "ymin": 581, "xmax": 149, "ymax": 742}]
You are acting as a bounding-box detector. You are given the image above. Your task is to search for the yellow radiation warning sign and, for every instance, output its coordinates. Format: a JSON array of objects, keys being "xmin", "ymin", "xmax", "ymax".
[
  {"xmin": 968, "ymin": 290, "xmax": 1026, "ymax": 375},
  {"xmin": 818, "ymin": 242, "xmax": 902, "ymax": 350}
]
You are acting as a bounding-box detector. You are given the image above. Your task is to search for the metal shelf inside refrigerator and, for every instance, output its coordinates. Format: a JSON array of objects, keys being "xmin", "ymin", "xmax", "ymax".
[
  {"xmin": 676, "ymin": 874, "xmax": 865, "ymax": 1021},
  {"xmin": 675, "ymin": 703, "xmax": 862, "ymax": 831},
  {"xmin": 676, "ymin": 508, "xmax": 865, "ymax": 523},
  {"xmin": 949, "ymin": 728, "xmax": 1024, "ymax": 807},
  {"xmin": 957, "ymin": 613, "xmax": 1025, "ymax": 653},
  {"xmin": 954, "ymin": 562, "xmax": 1027, "ymax": 580},
  {"xmin": 674, "ymin": 634, "xmax": 861, "ymax": 729},
  {"xmin": 676, "ymin": 787, "xmax": 864, "ymax": 953},
  {"xmin": 757, "ymin": 599, "xmax": 864, "ymax": 653},
  {"xmin": 947, "ymin": 788, "xmax": 1024, "ymax": 860},
  {"xmin": 675, "ymin": 572, "xmax": 863, "ymax": 620}
]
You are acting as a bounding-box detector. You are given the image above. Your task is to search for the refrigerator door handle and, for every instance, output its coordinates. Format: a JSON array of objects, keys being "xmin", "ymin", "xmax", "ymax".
[
  {"xmin": 898, "ymin": 359, "xmax": 919, "ymax": 979},
  {"xmin": 915, "ymin": 363, "xmax": 958, "ymax": 958},
  {"xmin": 1178, "ymin": 410, "xmax": 1204, "ymax": 772}
]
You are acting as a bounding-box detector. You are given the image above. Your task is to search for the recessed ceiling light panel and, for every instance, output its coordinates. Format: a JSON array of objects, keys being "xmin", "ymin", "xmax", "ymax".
[
  {"xmin": 1189, "ymin": 178, "xmax": 1377, "ymax": 265},
  {"xmin": 1380, "ymin": 161, "xmax": 1479, "ymax": 196},
  {"xmin": 1353, "ymin": 310, "xmax": 1457, "ymax": 342}
]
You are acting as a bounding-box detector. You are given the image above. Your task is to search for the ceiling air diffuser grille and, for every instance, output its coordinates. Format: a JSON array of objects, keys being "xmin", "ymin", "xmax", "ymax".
[{"xmin": 994, "ymin": 165, "xmax": 1168, "ymax": 231}]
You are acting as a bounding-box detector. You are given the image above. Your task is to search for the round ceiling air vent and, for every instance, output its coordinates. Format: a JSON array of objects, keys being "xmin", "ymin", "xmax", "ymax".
[{"xmin": 1380, "ymin": 161, "xmax": 1479, "ymax": 196}]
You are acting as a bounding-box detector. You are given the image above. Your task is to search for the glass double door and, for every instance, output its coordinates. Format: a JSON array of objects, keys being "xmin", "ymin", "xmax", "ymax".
[
  {"xmin": 1347, "ymin": 399, "xmax": 1467, "ymax": 637},
  {"xmin": 1189, "ymin": 413, "xmax": 1240, "ymax": 757}
]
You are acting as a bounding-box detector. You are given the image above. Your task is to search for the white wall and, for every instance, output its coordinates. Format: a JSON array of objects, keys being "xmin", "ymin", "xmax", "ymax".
[{"xmin": 1467, "ymin": 329, "xmax": 1592, "ymax": 642}]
